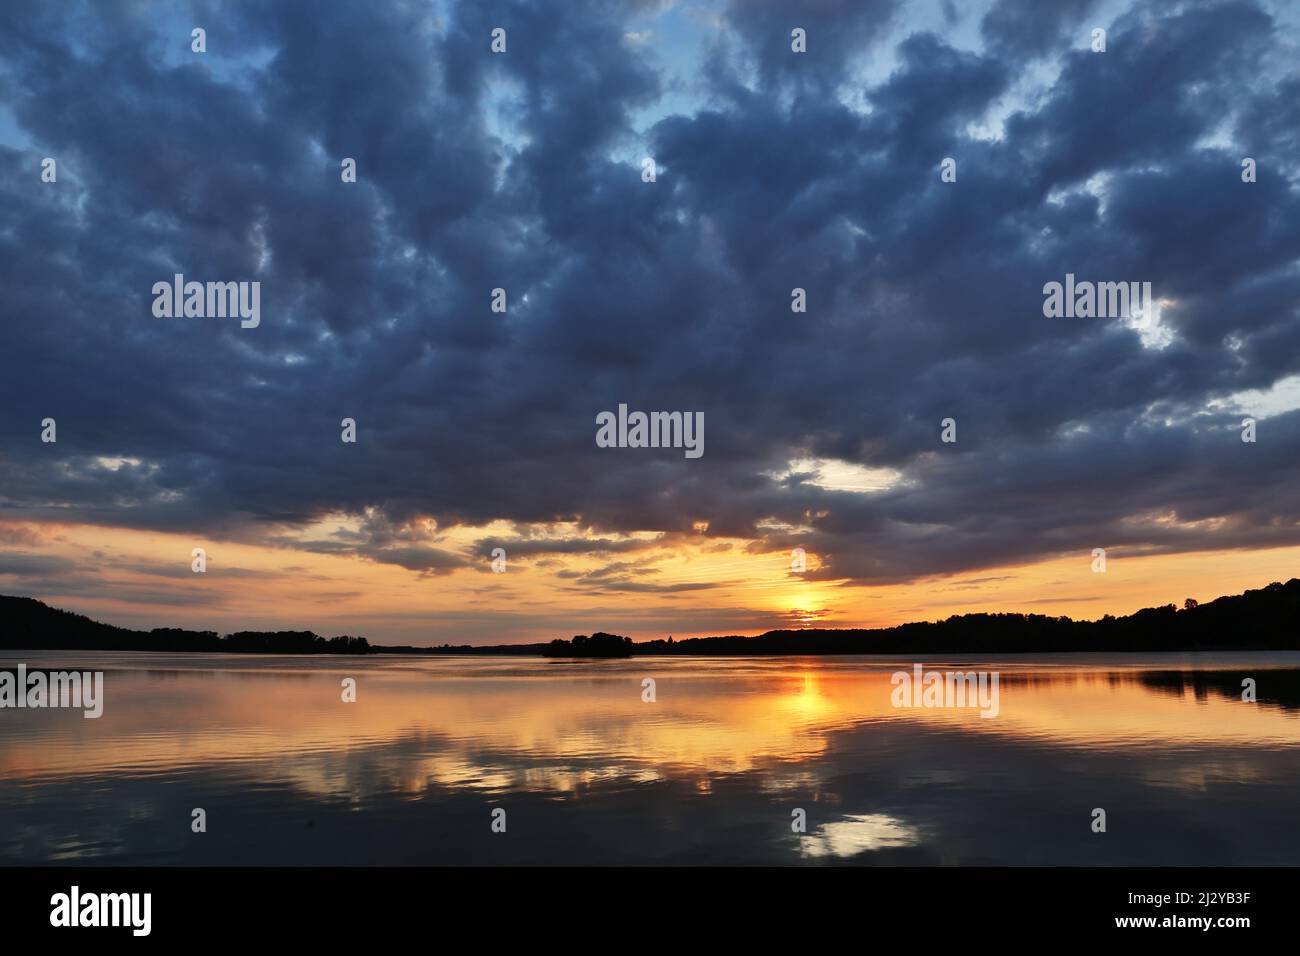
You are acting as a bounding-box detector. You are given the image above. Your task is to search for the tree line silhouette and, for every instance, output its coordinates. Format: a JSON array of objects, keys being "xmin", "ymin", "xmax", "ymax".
[
  {"xmin": 542, "ymin": 633, "xmax": 635, "ymax": 657},
  {"xmin": 428, "ymin": 578, "xmax": 1300, "ymax": 656},
  {"xmin": 4, "ymin": 578, "xmax": 1299, "ymax": 656},
  {"xmin": 0, "ymin": 595, "xmax": 369, "ymax": 654}
]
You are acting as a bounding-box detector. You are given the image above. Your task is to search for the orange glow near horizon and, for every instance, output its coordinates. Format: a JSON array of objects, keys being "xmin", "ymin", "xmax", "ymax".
[
  {"xmin": 2, "ymin": 658, "xmax": 1296, "ymax": 788},
  {"xmin": 1, "ymin": 517, "xmax": 1298, "ymax": 645}
]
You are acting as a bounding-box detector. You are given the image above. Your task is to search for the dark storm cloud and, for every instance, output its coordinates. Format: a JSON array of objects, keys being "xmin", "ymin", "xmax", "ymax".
[
  {"xmin": 1, "ymin": 0, "xmax": 1297, "ymax": 587},
  {"xmin": 720, "ymin": 0, "xmax": 901, "ymax": 93},
  {"xmin": 979, "ymin": 0, "xmax": 1106, "ymax": 56}
]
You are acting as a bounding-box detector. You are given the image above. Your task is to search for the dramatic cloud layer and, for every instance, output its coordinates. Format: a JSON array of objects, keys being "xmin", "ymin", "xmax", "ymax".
[{"xmin": 1, "ymin": 0, "xmax": 1298, "ymax": 631}]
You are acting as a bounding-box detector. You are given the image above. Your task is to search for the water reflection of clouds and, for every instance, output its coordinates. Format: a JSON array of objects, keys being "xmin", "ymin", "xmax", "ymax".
[
  {"xmin": 800, "ymin": 814, "xmax": 922, "ymax": 859},
  {"xmin": 2, "ymin": 654, "xmax": 1299, "ymax": 864}
]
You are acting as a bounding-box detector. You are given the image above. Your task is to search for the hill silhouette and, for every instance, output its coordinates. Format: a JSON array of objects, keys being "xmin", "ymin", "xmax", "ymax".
[
  {"xmin": 624, "ymin": 579, "xmax": 1300, "ymax": 655},
  {"xmin": 404, "ymin": 578, "xmax": 1300, "ymax": 655},
  {"xmin": 3, "ymin": 578, "xmax": 1300, "ymax": 655},
  {"xmin": 0, "ymin": 595, "xmax": 369, "ymax": 654}
]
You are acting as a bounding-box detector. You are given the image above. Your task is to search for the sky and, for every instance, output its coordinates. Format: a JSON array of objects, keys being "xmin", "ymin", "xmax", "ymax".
[{"xmin": 1, "ymin": 0, "xmax": 1298, "ymax": 645}]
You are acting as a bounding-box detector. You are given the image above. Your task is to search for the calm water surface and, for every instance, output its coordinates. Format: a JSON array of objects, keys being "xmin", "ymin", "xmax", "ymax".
[{"xmin": 2, "ymin": 651, "xmax": 1298, "ymax": 865}]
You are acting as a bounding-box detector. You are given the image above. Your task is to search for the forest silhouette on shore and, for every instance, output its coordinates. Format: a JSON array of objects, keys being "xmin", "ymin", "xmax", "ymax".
[
  {"xmin": 3, "ymin": 578, "xmax": 1299, "ymax": 656},
  {"xmin": 0, "ymin": 595, "xmax": 369, "ymax": 654}
]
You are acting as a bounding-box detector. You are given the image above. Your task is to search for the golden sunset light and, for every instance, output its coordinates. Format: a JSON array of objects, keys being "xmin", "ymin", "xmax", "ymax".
[
  {"xmin": 3, "ymin": 0, "xmax": 1300, "ymax": 926},
  {"xmin": 6, "ymin": 516, "xmax": 1300, "ymax": 644}
]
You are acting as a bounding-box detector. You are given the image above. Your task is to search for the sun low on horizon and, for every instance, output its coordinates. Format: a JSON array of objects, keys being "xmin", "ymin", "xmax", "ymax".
[
  {"xmin": 4, "ymin": 510, "xmax": 1299, "ymax": 645},
  {"xmin": 2, "ymin": 0, "xmax": 1299, "ymax": 647}
]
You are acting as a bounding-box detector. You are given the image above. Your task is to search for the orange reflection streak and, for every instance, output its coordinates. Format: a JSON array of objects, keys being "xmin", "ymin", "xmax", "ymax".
[{"xmin": 2, "ymin": 656, "xmax": 1297, "ymax": 799}]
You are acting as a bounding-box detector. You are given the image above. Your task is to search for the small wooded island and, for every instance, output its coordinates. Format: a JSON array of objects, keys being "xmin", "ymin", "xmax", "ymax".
[{"xmin": 542, "ymin": 633, "xmax": 635, "ymax": 658}]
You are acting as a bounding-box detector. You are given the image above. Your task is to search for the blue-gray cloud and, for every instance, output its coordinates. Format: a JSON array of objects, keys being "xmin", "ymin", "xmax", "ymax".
[{"xmin": 0, "ymin": 0, "xmax": 1297, "ymax": 588}]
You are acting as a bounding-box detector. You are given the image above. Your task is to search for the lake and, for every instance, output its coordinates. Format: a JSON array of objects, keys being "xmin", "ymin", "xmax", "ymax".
[{"xmin": 2, "ymin": 651, "xmax": 1298, "ymax": 865}]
